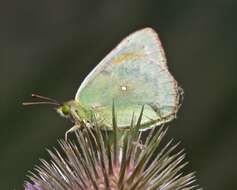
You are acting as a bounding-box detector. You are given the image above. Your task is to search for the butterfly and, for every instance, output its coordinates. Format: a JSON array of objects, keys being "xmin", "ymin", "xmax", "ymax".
[{"xmin": 23, "ymin": 27, "xmax": 181, "ymax": 140}]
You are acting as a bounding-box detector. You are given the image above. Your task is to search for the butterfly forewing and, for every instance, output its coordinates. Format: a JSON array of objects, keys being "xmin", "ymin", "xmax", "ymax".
[{"xmin": 76, "ymin": 28, "xmax": 179, "ymax": 129}]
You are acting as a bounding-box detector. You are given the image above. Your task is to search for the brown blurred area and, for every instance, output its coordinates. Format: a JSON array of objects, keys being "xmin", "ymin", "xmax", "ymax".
[{"xmin": 0, "ymin": 0, "xmax": 236, "ymax": 189}]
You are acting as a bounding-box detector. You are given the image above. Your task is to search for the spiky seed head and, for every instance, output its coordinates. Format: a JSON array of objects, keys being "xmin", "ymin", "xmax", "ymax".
[{"xmin": 24, "ymin": 117, "xmax": 200, "ymax": 190}]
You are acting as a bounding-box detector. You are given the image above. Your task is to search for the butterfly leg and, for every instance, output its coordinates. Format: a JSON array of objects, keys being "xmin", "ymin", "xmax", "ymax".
[
  {"xmin": 65, "ymin": 124, "xmax": 80, "ymax": 141},
  {"xmin": 85, "ymin": 120, "xmax": 93, "ymax": 128},
  {"xmin": 71, "ymin": 109, "xmax": 81, "ymax": 123}
]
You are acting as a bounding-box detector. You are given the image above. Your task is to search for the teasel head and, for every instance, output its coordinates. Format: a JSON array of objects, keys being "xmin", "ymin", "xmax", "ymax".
[{"xmin": 24, "ymin": 107, "xmax": 201, "ymax": 190}]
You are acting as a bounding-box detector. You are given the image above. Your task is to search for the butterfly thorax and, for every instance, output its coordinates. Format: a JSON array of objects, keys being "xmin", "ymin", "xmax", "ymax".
[{"xmin": 57, "ymin": 100, "xmax": 93, "ymax": 125}]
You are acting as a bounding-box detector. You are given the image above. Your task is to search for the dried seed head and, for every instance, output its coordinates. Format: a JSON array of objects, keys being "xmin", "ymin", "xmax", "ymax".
[{"xmin": 24, "ymin": 109, "xmax": 201, "ymax": 190}]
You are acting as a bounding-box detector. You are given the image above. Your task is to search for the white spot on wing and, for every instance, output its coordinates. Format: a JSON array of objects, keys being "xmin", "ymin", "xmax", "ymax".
[{"xmin": 121, "ymin": 85, "xmax": 127, "ymax": 91}]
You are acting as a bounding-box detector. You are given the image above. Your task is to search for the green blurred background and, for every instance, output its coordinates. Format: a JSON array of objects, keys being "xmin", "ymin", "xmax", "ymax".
[{"xmin": 0, "ymin": 0, "xmax": 236, "ymax": 189}]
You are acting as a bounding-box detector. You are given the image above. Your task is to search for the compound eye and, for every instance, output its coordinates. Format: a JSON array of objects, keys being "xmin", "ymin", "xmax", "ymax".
[{"xmin": 62, "ymin": 105, "xmax": 70, "ymax": 115}]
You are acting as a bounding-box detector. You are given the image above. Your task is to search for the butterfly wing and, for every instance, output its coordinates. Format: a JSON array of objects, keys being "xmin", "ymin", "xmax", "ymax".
[{"xmin": 76, "ymin": 28, "xmax": 180, "ymax": 129}]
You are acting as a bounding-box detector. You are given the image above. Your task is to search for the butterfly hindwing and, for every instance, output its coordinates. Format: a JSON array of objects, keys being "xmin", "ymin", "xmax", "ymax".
[{"xmin": 76, "ymin": 28, "xmax": 179, "ymax": 129}]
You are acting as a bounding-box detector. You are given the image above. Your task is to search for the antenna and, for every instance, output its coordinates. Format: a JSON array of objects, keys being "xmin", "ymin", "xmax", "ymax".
[
  {"xmin": 22, "ymin": 93, "xmax": 61, "ymax": 107},
  {"xmin": 22, "ymin": 101, "xmax": 60, "ymax": 106},
  {"xmin": 31, "ymin": 93, "xmax": 58, "ymax": 102}
]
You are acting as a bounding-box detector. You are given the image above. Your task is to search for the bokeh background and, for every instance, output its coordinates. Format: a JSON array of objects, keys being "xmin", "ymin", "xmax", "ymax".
[{"xmin": 0, "ymin": 0, "xmax": 236, "ymax": 189}]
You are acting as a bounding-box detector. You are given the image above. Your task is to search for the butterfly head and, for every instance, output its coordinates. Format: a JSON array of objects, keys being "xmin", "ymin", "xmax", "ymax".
[
  {"xmin": 56, "ymin": 100, "xmax": 77, "ymax": 119},
  {"xmin": 56, "ymin": 100, "xmax": 91, "ymax": 124},
  {"xmin": 56, "ymin": 103, "xmax": 71, "ymax": 118}
]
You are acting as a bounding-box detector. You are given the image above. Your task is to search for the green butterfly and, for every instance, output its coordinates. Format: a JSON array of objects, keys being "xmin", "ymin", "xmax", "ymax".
[{"xmin": 24, "ymin": 28, "xmax": 181, "ymax": 140}]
